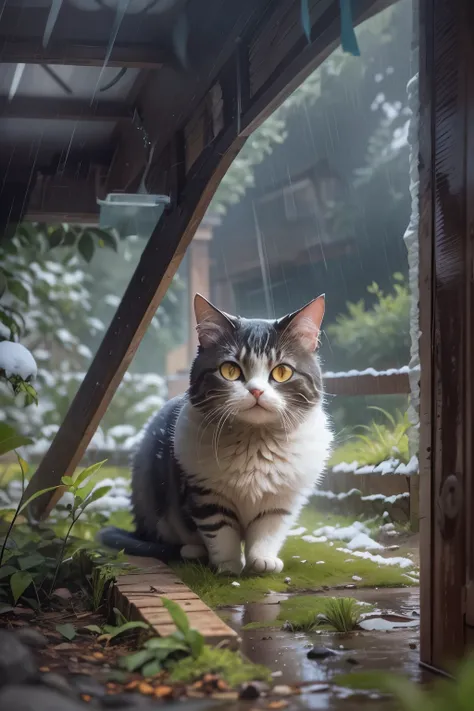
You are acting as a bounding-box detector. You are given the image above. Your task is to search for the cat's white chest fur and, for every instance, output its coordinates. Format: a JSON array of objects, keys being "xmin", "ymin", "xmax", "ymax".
[{"xmin": 174, "ymin": 400, "xmax": 333, "ymax": 525}]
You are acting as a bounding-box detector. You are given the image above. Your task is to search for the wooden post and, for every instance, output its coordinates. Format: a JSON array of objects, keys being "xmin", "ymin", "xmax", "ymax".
[
  {"xmin": 24, "ymin": 126, "xmax": 246, "ymax": 520},
  {"xmin": 418, "ymin": 0, "xmax": 472, "ymax": 672}
]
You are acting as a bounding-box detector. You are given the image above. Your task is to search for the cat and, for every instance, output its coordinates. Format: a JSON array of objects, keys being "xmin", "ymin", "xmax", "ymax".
[{"xmin": 99, "ymin": 294, "xmax": 333, "ymax": 575}]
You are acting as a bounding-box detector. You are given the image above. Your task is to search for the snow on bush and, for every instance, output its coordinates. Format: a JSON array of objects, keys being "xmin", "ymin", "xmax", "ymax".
[{"xmin": 0, "ymin": 341, "xmax": 37, "ymax": 380}]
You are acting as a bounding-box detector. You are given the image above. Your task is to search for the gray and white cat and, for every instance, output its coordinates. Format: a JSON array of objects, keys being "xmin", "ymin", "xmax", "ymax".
[{"xmin": 100, "ymin": 294, "xmax": 333, "ymax": 575}]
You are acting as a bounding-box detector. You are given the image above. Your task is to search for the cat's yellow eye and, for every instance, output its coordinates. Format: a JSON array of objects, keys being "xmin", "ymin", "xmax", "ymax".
[
  {"xmin": 271, "ymin": 364, "xmax": 293, "ymax": 383},
  {"xmin": 220, "ymin": 362, "xmax": 242, "ymax": 381}
]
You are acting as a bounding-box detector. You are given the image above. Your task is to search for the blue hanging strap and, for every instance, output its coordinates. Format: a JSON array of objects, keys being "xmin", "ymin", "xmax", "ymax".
[
  {"xmin": 339, "ymin": 0, "xmax": 360, "ymax": 56},
  {"xmin": 301, "ymin": 0, "xmax": 311, "ymax": 44}
]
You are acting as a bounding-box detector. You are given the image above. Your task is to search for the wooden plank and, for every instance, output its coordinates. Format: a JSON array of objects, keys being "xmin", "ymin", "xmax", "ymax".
[
  {"xmin": 323, "ymin": 371, "xmax": 410, "ymax": 397},
  {"xmin": 112, "ymin": 558, "xmax": 239, "ymax": 650},
  {"xmin": 0, "ymin": 40, "xmax": 167, "ymax": 68},
  {"xmin": 0, "ymin": 97, "xmax": 132, "ymax": 122},
  {"xmin": 24, "ymin": 112, "xmax": 246, "ymax": 520}
]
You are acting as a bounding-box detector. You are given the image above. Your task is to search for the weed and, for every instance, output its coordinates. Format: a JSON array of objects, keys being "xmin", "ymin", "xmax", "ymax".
[
  {"xmin": 120, "ymin": 597, "xmax": 270, "ymax": 685},
  {"xmin": 319, "ymin": 597, "xmax": 361, "ymax": 632},
  {"xmin": 0, "ymin": 433, "xmax": 133, "ymax": 611}
]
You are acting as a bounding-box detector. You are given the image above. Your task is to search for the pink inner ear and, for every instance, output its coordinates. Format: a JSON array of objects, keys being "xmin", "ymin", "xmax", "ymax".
[{"xmin": 291, "ymin": 296, "xmax": 325, "ymax": 351}]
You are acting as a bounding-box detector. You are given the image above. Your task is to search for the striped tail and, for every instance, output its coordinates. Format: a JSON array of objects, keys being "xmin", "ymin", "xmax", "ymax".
[{"xmin": 97, "ymin": 527, "xmax": 182, "ymax": 563}]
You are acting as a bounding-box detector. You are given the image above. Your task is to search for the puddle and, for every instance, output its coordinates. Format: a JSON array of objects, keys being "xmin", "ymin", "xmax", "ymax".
[
  {"xmin": 221, "ymin": 588, "xmax": 422, "ymax": 710},
  {"xmin": 359, "ymin": 613, "xmax": 419, "ymax": 631}
]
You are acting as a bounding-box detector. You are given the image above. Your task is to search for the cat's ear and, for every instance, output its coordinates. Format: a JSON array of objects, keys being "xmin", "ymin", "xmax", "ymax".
[
  {"xmin": 279, "ymin": 295, "xmax": 325, "ymax": 352},
  {"xmin": 194, "ymin": 294, "xmax": 236, "ymax": 348}
]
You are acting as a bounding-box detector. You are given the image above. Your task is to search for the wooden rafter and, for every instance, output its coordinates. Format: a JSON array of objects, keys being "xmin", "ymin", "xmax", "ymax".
[
  {"xmin": 0, "ymin": 40, "xmax": 168, "ymax": 69},
  {"xmin": 0, "ymin": 97, "xmax": 132, "ymax": 121}
]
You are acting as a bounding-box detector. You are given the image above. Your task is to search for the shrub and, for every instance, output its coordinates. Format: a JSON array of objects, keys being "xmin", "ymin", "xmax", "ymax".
[{"xmin": 327, "ymin": 273, "xmax": 410, "ymax": 370}]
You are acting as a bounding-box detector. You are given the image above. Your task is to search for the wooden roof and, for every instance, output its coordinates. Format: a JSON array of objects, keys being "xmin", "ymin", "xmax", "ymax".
[{"xmin": 0, "ymin": 0, "xmax": 388, "ymax": 223}]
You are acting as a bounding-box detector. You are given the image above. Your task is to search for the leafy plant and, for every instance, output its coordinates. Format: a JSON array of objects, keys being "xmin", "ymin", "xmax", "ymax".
[
  {"xmin": 0, "ymin": 453, "xmax": 128, "ymax": 610},
  {"xmin": 330, "ymin": 406, "xmax": 411, "ymax": 467},
  {"xmin": 319, "ymin": 597, "xmax": 362, "ymax": 633},
  {"xmin": 84, "ymin": 607, "xmax": 150, "ymax": 644},
  {"xmin": 327, "ymin": 274, "xmax": 410, "ymax": 370},
  {"xmin": 121, "ymin": 598, "xmax": 204, "ymax": 677}
]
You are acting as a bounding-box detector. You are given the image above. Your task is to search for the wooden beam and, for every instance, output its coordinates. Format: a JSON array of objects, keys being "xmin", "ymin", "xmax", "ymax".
[
  {"xmin": 0, "ymin": 97, "xmax": 132, "ymax": 122},
  {"xmin": 240, "ymin": 0, "xmax": 394, "ymax": 137},
  {"xmin": 0, "ymin": 40, "xmax": 166, "ymax": 68},
  {"xmin": 25, "ymin": 120, "xmax": 246, "ymax": 521},
  {"xmin": 323, "ymin": 371, "xmax": 411, "ymax": 397}
]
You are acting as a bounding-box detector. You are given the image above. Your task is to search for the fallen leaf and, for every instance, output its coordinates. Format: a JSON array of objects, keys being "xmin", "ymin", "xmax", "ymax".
[
  {"xmin": 93, "ymin": 652, "xmax": 104, "ymax": 660},
  {"xmin": 39, "ymin": 666, "xmax": 50, "ymax": 673},
  {"xmin": 81, "ymin": 694, "xmax": 92, "ymax": 703},
  {"xmin": 138, "ymin": 682, "xmax": 154, "ymax": 695},
  {"xmin": 154, "ymin": 685, "xmax": 173, "ymax": 698},
  {"xmin": 268, "ymin": 702, "xmax": 288, "ymax": 710},
  {"xmin": 125, "ymin": 680, "xmax": 140, "ymax": 691},
  {"xmin": 54, "ymin": 643, "xmax": 77, "ymax": 651},
  {"xmin": 56, "ymin": 623, "xmax": 76, "ymax": 641}
]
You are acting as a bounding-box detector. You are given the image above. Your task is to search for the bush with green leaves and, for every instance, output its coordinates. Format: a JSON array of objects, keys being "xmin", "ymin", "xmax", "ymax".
[
  {"xmin": 327, "ymin": 273, "xmax": 410, "ymax": 371},
  {"xmin": 0, "ymin": 425, "xmax": 133, "ymax": 611}
]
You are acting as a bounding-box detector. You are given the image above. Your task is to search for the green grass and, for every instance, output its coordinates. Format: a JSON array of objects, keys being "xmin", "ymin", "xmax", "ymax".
[
  {"xmin": 172, "ymin": 509, "xmax": 415, "ymax": 608},
  {"xmin": 243, "ymin": 594, "xmax": 373, "ymax": 631},
  {"xmin": 168, "ymin": 646, "xmax": 271, "ymax": 686}
]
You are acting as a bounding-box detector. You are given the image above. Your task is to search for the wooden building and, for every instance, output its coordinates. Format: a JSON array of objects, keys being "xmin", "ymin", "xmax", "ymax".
[{"xmin": 0, "ymin": 0, "xmax": 472, "ymax": 678}]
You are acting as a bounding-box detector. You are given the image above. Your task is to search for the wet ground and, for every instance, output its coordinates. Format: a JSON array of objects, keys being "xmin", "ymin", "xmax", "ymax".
[{"xmin": 223, "ymin": 587, "xmax": 422, "ymax": 710}]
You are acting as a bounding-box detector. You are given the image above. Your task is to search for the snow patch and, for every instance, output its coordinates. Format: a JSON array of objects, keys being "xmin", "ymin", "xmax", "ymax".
[
  {"xmin": 345, "ymin": 533, "xmax": 384, "ymax": 551},
  {"xmin": 0, "ymin": 341, "xmax": 37, "ymax": 380},
  {"xmin": 337, "ymin": 547, "xmax": 414, "ymax": 569}
]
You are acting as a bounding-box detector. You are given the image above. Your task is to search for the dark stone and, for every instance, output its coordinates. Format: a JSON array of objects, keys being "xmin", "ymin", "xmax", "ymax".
[
  {"xmin": 0, "ymin": 686, "xmax": 85, "ymax": 711},
  {"xmin": 41, "ymin": 672, "xmax": 76, "ymax": 697},
  {"xmin": 17, "ymin": 628, "xmax": 49, "ymax": 649},
  {"xmin": 70, "ymin": 674, "xmax": 106, "ymax": 698},
  {"xmin": 0, "ymin": 630, "xmax": 37, "ymax": 687},
  {"xmin": 101, "ymin": 694, "xmax": 151, "ymax": 708},
  {"xmin": 238, "ymin": 681, "xmax": 269, "ymax": 700},
  {"xmin": 346, "ymin": 657, "xmax": 359, "ymax": 665},
  {"xmin": 409, "ymin": 642, "xmax": 417, "ymax": 650},
  {"xmin": 307, "ymin": 646, "xmax": 337, "ymax": 660}
]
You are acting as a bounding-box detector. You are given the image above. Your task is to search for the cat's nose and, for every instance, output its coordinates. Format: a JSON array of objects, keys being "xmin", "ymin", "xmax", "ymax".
[{"xmin": 249, "ymin": 388, "xmax": 264, "ymax": 399}]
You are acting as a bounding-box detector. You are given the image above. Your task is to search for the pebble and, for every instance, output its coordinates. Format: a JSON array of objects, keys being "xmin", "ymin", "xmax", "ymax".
[
  {"xmin": 284, "ymin": 577, "xmax": 291, "ymax": 584},
  {"xmin": 409, "ymin": 642, "xmax": 417, "ymax": 650},
  {"xmin": 307, "ymin": 646, "xmax": 337, "ymax": 660},
  {"xmin": 239, "ymin": 681, "xmax": 269, "ymax": 699},
  {"xmin": 40, "ymin": 673, "xmax": 75, "ymax": 697},
  {"xmin": 231, "ymin": 581, "xmax": 240, "ymax": 587},
  {"xmin": 71, "ymin": 674, "xmax": 107, "ymax": 698},
  {"xmin": 0, "ymin": 630, "xmax": 38, "ymax": 687},
  {"xmin": 17, "ymin": 628, "xmax": 49, "ymax": 649},
  {"xmin": 273, "ymin": 685, "xmax": 293, "ymax": 696}
]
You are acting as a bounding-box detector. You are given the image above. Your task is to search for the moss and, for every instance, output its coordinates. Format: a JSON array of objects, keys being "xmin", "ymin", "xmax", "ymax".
[
  {"xmin": 243, "ymin": 594, "xmax": 373, "ymax": 630},
  {"xmin": 168, "ymin": 645, "xmax": 271, "ymax": 686},
  {"xmin": 172, "ymin": 518, "xmax": 415, "ymax": 608},
  {"xmin": 332, "ymin": 671, "xmax": 387, "ymax": 692}
]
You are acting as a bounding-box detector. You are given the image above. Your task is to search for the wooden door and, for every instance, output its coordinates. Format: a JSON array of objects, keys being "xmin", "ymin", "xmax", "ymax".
[{"xmin": 419, "ymin": 0, "xmax": 474, "ymax": 674}]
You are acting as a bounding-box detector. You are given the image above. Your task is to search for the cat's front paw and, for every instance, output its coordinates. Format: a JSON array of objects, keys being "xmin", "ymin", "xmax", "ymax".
[
  {"xmin": 216, "ymin": 558, "xmax": 245, "ymax": 576},
  {"xmin": 247, "ymin": 556, "xmax": 284, "ymax": 574}
]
